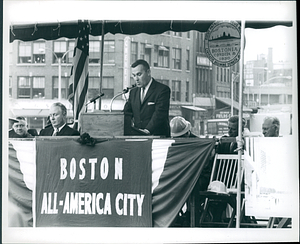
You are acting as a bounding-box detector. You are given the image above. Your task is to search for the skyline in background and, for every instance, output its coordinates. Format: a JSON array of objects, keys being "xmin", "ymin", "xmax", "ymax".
[{"xmin": 244, "ymin": 25, "xmax": 295, "ymax": 63}]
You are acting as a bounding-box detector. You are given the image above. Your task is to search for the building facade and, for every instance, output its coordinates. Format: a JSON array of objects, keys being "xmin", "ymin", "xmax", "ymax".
[
  {"xmin": 243, "ymin": 48, "xmax": 292, "ymax": 110},
  {"xmin": 9, "ymin": 30, "xmax": 242, "ymax": 134}
]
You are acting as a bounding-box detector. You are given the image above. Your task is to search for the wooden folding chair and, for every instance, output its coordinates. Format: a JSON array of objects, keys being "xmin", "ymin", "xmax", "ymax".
[{"xmin": 199, "ymin": 154, "xmax": 244, "ymax": 227}]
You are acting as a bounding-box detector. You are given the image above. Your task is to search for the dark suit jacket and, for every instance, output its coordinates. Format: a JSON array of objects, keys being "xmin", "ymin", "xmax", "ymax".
[
  {"xmin": 39, "ymin": 124, "xmax": 80, "ymax": 136},
  {"xmin": 123, "ymin": 79, "xmax": 171, "ymax": 137}
]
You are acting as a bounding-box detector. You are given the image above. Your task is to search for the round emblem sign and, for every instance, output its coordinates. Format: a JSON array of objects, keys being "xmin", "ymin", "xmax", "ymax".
[{"xmin": 205, "ymin": 21, "xmax": 241, "ymax": 67}]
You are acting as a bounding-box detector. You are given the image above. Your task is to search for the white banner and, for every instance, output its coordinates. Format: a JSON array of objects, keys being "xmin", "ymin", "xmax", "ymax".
[{"xmin": 244, "ymin": 136, "xmax": 298, "ymax": 218}]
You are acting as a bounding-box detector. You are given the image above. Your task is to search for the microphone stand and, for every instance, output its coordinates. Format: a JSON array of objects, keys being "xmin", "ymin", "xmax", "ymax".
[
  {"xmin": 86, "ymin": 93, "xmax": 104, "ymax": 107},
  {"xmin": 109, "ymin": 92, "xmax": 124, "ymax": 112},
  {"xmin": 109, "ymin": 85, "xmax": 137, "ymax": 112}
]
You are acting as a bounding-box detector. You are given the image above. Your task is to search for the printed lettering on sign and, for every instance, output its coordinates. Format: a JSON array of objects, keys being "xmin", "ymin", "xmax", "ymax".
[{"xmin": 204, "ymin": 21, "xmax": 241, "ymax": 67}]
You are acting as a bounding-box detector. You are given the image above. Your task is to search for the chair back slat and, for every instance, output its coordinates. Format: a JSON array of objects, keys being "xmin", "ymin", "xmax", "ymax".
[
  {"xmin": 208, "ymin": 154, "xmax": 244, "ymax": 193},
  {"xmin": 224, "ymin": 159, "xmax": 231, "ymax": 187},
  {"xmin": 226, "ymin": 159, "xmax": 234, "ymax": 188}
]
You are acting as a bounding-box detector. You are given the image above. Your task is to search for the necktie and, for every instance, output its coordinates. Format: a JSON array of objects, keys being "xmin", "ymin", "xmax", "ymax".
[
  {"xmin": 53, "ymin": 128, "xmax": 59, "ymax": 136},
  {"xmin": 141, "ymin": 88, "xmax": 145, "ymax": 103}
]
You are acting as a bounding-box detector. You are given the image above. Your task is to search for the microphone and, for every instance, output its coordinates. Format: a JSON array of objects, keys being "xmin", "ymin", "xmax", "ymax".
[
  {"xmin": 123, "ymin": 84, "xmax": 137, "ymax": 93},
  {"xmin": 86, "ymin": 93, "xmax": 104, "ymax": 105}
]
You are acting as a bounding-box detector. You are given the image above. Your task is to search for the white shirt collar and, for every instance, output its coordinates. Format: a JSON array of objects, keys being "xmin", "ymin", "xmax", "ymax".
[
  {"xmin": 54, "ymin": 123, "xmax": 66, "ymax": 132},
  {"xmin": 143, "ymin": 78, "xmax": 153, "ymax": 95}
]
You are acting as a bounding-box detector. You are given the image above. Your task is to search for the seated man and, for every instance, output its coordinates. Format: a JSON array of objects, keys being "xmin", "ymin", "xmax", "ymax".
[
  {"xmin": 39, "ymin": 102, "xmax": 80, "ymax": 136},
  {"xmin": 211, "ymin": 115, "xmax": 247, "ymax": 224},
  {"xmin": 9, "ymin": 117, "xmax": 33, "ymax": 138},
  {"xmin": 262, "ymin": 116, "xmax": 280, "ymax": 137},
  {"xmin": 217, "ymin": 115, "xmax": 246, "ymax": 154}
]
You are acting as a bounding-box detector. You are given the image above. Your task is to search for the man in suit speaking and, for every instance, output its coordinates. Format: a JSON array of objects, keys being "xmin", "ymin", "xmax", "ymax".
[
  {"xmin": 39, "ymin": 102, "xmax": 80, "ymax": 136},
  {"xmin": 123, "ymin": 59, "xmax": 171, "ymax": 137}
]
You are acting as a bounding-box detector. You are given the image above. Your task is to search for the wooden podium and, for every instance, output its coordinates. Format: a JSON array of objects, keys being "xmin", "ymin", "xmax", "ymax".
[{"xmin": 80, "ymin": 111, "xmax": 126, "ymax": 136}]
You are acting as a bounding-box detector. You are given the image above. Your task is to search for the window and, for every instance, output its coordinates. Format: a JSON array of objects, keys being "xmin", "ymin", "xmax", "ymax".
[
  {"xmin": 154, "ymin": 45, "xmax": 169, "ymax": 68},
  {"xmin": 103, "ymin": 40, "xmax": 115, "ymax": 64},
  {"xmin": 89, "ymin": 41, "xmax": 101, "ymax": 63},
  {"xmin": 157, "ymin": 79, "xmax": 169, "ymax": 87},
  {"xmin": 18, "ymin": 42, "xmax": 32, "ymax": 63},
  {"xmin": 172, "ymin": 80, "xmax": 181, "ymax": 101},
  {"xmin": 18, "ymin": 77, "xmax": 31, "ymax": 98},
  {"xmin": 88, "ymin": 76, "xmax": 114, "ymax": 99},
  {"xmin": 53, "ymin": 41, "xmax": 67, "ymax": 63},
  {"xmin": 68, "ymin": 41, "xmax": 75, "ymax": 64},
  {"xmin": 131, "ymin": 42, "xmax": 138, "ymax": 63},
  {"xmin": 88, "ymin": 77, "xmax": 101, "ymax": 100},
  {"xmin": 187, "ymin": 31, "xmax": 191, "ymax": 39},
  {"xmin": 196, "ymin": 67, "xmax": 212, "ymax": 94},
  {"xmin": 53, "ymin": 41, "xmax": 74, "ymax": 63},
  {"xmin": 52, "ymin": 77, "xmax": 69, "ymax": 99},
  {"xmin": 186, "ymin": 49, "xmax": 190, "ymax": 70},
  {"xmin": 197, "ymin": 33, "xmax": 205, "ymax": 53},
  {"xmin": 220, "ymin": 68, "xmax": 223, "ymax": 82},
  {"xmin": 186, "ymin": 81, "xmax": 189, "ymax": 102},
  {"xmin": 33, "ymin": 42, "xmax": 46, "ymax": 63},
  {"xmin": 140, "ymin": 43, "xmax": 151, "ymax": 64},
  {"xmin": 173, "ymin": 32, "xmax": 182, "ymax": 37},
  {"xmin": 227, "ymin": 69, "xmax": 230, "ymax": 82},
  {"xmin": 102, "ymin": 76, "xmax": 114, "ymax": 99},
  {"xmin": 172, "ymin": 48, "xmax": 181, "ymax": 70},
  {"xmin": 216, "ymin": 67, "xmax": 219, "ymax": 82},
  {"xmin": 9, "ymin": 76, "xmax": 12, "ymax": 97},
  {"xmin": 18, "ymin": 76, "xmax": 45, "ymax": 99},
  {"xmin": 32, "ymin": 77, "xmax": 45, "ymax": 98}
]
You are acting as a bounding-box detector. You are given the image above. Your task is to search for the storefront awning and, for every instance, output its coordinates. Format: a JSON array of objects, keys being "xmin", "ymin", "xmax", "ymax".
[
  {"xmin": 10, "ymin": 20, "xmax": 293, "ymax": 43},
  {"xmin": 216, "ymin": 97, "xmax": 252, "ymax": 112}
]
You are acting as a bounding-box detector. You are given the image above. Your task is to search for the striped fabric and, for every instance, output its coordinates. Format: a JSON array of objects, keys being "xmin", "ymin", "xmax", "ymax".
[{"xmin": 68, "ymin": 20, "xmax": 90, "ymax": 131}]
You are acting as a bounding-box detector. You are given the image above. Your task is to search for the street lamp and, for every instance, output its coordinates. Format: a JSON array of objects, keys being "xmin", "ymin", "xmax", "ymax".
[{"xmin": 39, "ymin": 48, "xmax": 73, "ymax": 100}]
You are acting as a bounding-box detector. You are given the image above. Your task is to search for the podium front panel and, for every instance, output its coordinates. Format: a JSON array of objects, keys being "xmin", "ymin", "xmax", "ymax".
[{"xmin": 80, "ymin": 111, "xmax": 124, "ymax": 136}]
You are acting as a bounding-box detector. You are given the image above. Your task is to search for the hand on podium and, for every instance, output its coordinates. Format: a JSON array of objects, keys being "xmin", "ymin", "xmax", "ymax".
[{"xmin": 138, "ymin": 128, "xmax": 150, "ymax": 135}]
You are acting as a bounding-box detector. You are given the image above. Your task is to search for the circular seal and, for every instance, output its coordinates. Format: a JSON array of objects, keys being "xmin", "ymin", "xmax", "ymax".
[{"xmin": 205, "ymin": 21, "xmax": 241, "ymax": 67}]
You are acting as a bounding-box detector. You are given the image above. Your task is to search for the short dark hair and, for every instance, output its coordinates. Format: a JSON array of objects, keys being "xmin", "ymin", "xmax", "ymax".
[
  {"xmin": 52, "ymin": 102, "xmax": 67, "ymax": 116},
  {"xmin": 228, "ymin": 115, "xmax": 239, "ymax": 124},
  {"xmin": 131, "ymin": 59, "xmax": 150, "ymax": 70},
  {"xmin": 228, "ymin": 115, "xmax": 246, "ymax": 127}
]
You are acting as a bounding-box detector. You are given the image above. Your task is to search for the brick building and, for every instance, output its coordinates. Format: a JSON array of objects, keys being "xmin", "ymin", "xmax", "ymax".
[{"xmin": 8, "ymin": 30, "xmax": 241, "ymax": 135}]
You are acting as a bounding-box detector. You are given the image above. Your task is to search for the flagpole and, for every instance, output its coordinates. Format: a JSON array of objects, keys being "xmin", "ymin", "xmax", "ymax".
[
  {"xmin": 99, "ymin": 20, "xmax": 105, "ymax": 110},
  {"xmin": 236, "ymin": 20, "xmax": 245, "ymax": 228}
]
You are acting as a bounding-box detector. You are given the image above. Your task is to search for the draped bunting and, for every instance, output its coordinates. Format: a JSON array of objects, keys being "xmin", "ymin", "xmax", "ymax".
[
  {"xmin": 152, "ymin": 138, "xmax": 215, "ymax": 227},
  {"xmin": 7, "ymin": 137, "xmax": 215, "ymax": 227},
  {"xmin": 8, "ymin": 141, "xmax": 34, "ymax": 227}
]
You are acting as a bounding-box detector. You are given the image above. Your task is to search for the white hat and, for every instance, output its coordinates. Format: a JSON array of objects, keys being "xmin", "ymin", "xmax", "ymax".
[
  {"xmin": 207, "ymin": 181, "xmax": 229, "ymax": 195},
  {"xmin": 170, "ymin": 116, "xmax": 191, "ymax": 137}
]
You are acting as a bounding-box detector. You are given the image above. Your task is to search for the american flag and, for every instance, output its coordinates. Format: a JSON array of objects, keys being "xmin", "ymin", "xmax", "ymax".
[{"xmin": 68, "ymin": 20, "xmax": 90, "ymax": 131}]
